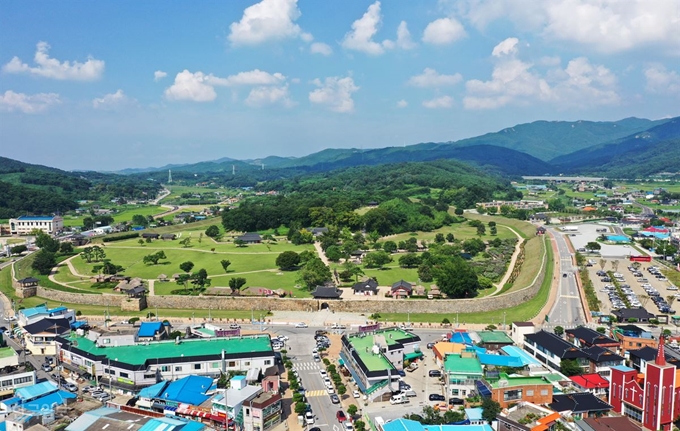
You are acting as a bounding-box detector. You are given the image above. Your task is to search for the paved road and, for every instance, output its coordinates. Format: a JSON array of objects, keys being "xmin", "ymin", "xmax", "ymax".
[{"xmin": 547, "ymin": 227, "xmax": 586, "ymax": 326}]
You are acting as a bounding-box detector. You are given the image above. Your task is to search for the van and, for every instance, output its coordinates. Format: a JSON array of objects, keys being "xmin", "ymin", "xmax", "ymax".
[
  {"xmin": 403, "ymin": 390, "xmax": 417, "ymax": 398},
  {"xmin": 390, "ymin": 394, "xmax": 408, "ymax": 405}
]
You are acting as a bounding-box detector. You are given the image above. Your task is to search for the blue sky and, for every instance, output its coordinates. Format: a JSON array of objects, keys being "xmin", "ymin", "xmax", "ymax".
[{"xmin": 1, "ymin": 0, "xmax": 679, "ymax": 171}]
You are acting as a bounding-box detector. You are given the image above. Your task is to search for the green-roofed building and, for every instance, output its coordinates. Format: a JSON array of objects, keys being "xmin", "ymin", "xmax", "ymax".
[
  {"xmin": 443, "ymin": 350, "xmax": 484, "ymax": 398},
  {"xmin": 56, "ymin": 333, "xmax": 274, "ymax": 390},
  {"xmin": 339, "ymin": 326, "xmax": 421, "ymax": 401},
  {"xmin": 476, "ymin": 331, "xmax": 514, "ymax": 349},
  {"xmin": 0, "ymin": 346, "xmax": 20, "ymax": 370}
]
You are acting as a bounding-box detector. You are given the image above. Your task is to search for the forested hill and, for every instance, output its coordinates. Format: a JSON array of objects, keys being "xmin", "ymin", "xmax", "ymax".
[
  {"xmin": 551, "ymin": 117, "xmax": 680, "ymax": 177},
  {"xmin": 0, "ymin": 156, "xmax": 162, "ymax": 219}
]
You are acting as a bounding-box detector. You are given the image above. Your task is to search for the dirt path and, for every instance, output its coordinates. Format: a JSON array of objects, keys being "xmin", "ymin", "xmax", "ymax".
[{"xmin": 491, "ymin": 226, "xmax": 524, "ymax": 294}]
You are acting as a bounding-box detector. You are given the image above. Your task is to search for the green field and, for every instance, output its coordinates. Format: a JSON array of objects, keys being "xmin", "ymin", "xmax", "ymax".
[
  {"xmin": 61, "ymin": 205, "xmax": 166, "ymax": 227},
  {"xmin": 384, "ymin": 222, "xmax": 516, "ymax": 244},
  {"xmin": 464, "ymin": 213, "xmax": 535, "ymax": 239}
]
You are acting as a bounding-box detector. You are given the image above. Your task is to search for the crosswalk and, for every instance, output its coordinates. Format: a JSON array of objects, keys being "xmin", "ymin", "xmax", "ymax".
[
  {"xmin": 304, "ymin": 390, "xmax": 329, "ymax": 398},
  {"xmin": 293, "ymin": 362, "xmax": 321, "ymax": 371}
]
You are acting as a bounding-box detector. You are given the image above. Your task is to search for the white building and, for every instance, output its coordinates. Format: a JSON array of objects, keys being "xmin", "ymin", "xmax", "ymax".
[
  {"xmin": 17, "ymin": 304, "xmax": 75, "ymax": 327},
  {"xmin": 511, "ymin": 321, "xmax": 535, "ymax": 347},
  {"xmin": 9, "ymin": 216, "xmax": 63, "ymax": 235},
  {"xmin": 0, "ymin": 371, "xmax": 37, "ymax": 398}
]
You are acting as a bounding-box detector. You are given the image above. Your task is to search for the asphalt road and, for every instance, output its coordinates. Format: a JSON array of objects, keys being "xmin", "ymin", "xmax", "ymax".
[{"xmin": 547, "ymin": 228, "xmax": 586, "ymax": 326}]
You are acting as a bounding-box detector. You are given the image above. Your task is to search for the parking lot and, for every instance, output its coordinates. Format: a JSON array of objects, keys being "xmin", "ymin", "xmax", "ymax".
[
  {"xmin": 590, "ymin": 261, "xmax": 678, "ymax": 317},
  {"xmin": 567, "ymin": 223, "xmax": 634, "ymax": 259}
]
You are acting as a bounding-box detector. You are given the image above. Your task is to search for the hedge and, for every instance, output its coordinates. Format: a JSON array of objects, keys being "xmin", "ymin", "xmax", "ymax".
[{"xmin": 102, "ymin": 232, "xmax": 140, "ymax": 242}]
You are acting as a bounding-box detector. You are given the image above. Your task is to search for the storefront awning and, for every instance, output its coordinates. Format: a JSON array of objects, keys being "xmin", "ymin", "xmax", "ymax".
[{"xmin": 404, "ymin": 352, "xmax": 423, "ymax": 361}]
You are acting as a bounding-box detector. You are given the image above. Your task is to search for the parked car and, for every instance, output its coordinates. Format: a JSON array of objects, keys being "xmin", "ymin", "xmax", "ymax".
[
  {"xmin": 449, "ymin": 397, "xmax": 464, "ymax": 405},
  {"xmin": 429, "ymin": 394, "xmax": 445, "ymax": 401},
  {"xmin": 426, "ymin": 342, "xmax": 435, "ymax": 349},
  {"xmin": 330, "ymin": 394, "xmax": 340, "ymax": 404},
  {"xmin": 344, "ymin": 422, "xmax": 354, "ymax": 431},
  {"xmin": 94, "ymin": 393, "xmax": 113, "ymax": 402},
  {"xmin": 62, "ymin": 383, "xmax": 78, "ymax": 392},
  {"xmin": 336, "ymin": 410, "xmax": 347, "ymax": 422},
  {"xmin": 295, "ymin": 322, "xmax": 308, "ymax": 328},
  {"xmin": 428, "ymin": 370, "xmax": 442, "ymax": 378},
  {"xmin": 41, "ymin": 363, "xmax": 52, "ymax": 372},
  {"xmin": 353, "ymin": 390, "xmax": 361, "ymax": 399},
  {"xmin": 229, "ymin": 323, "xmax": 240, "ymax": 329},
  {"xmin": 305, "ymin": 412, "xmax": 315, "ymax": 425}
]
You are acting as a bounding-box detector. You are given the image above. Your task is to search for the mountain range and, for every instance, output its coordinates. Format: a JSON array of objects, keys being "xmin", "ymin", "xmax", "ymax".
[{"xmin": 115, "ymin": 116, "xmax": 678, "ymax": 178}]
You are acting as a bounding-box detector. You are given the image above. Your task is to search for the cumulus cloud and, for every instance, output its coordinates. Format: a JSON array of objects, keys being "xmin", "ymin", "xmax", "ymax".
[
  {"xmin": 422, "ymin": 18, "xmax": 466, "ymax": 45},
  {"xmin": 309, "ymin": 76, "xmax": 359, "ymax": 113},
  {"xmin": 208, "ymin": 69, "xmax": 286, "ymax": 86},
  {"xmin": 422, "ymin": 95, "xmax": 454, "ymax": 109},
  {"xmin": 460, "ymin": 0, "xmax": 680, "ymax": 54},
  {"xmin": 2, "ymin": 41, "xmax": 104, "ymax": 81},
  {"xmin": 0, "ymin": 90, "xmax": 61, "ymax": 113},
  {"xmin": 245, "ymin": 85, "xmax": 295, "ymax": 107},
  {"xmin": 154, "ymin": 70, "xmax": 168, "ymax": 81},
  {"xmin": 463, "ymin": 39, "xmax": 619, "ymax": 109},
  {"xmin": 396, "ymin": 99, "xmax": 408, "ymax": 108},
  {"xmin": 408, "ymin": 68, "xmax": 462, "ymax": 87},
  {"xmin": 645, "ymin": 65, "xmax": 680, "ymax": 95},
  {"xmin": 492, "ymin": 37, "xmax": 519, "ymax": 57},
  {"xmin": 164, "ymin": 70, "xmax": 218, "ymax": 102},
  {"xmin": 310, "ymin": 42, "xmax": 333, "ymax": 56},
  {"xmin": 342, "ymin": 1, "xmax": 386, "ymax": 55},
  {"xmin": 387, "ymin": 21, "xmax": 417, "ymax": 50},
  {"xmin": 228, "ymin": 0, "xmax": 312, "ymax": 46},
  {"xmin": 92, "ymin": 89, "xmax": 136, "ymax": 110}
]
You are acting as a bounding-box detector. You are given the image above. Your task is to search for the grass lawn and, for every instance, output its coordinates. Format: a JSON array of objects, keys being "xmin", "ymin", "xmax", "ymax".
[
  {"xmin": 463, "ymin": 213, "xmax": 535, "ymax": 239},
  {"xmin": 662, "ymin": 268, "xmax": 680, "ymax": 288},
  {"xmin": 62, "ymin": 205, "xmax": 166, "ymax": 227},
  {"xmin": 363, "ymin": 266, "xmax": 419, "ymax": 286},
  {"xmin": 383, "ymin": 222, "xmax": 515, "ymax": 244},
  {"xmin": 379, "ymin": 235, "xmax": 554, "ymax": 324},
  {"xmin": 4, "ymin": 238, "xmax": 27, "ymax": 245},
  {"xmin": 500, "ymin": 236, "xmax": 545, "ymax": 294}
]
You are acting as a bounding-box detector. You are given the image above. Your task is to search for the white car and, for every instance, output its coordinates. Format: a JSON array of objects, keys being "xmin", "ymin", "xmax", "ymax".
[
  {"xmin": 305, "ymin": 412, "xmax": 314, "ymax": 425},
  {"xmin": 353, "ymin": 390, "xmax": 360, "ymax": 399},
  {"xmin": 319, "ymin": 370, "xmax": 327, "ymax": 378},
  {"xmin": 344, "ymin": 422, "xmax": 354, "ymax": 431},
  {"xmin": 277, "ymin": 335, "xmax": 289, "ymax": 342},
  {"xmin": 327, "ymin": 386, "xmax": 335, "ymax": 394},
  {"xmin": 294, "ymin": 322, "xmax": 308, "ymax": 328}
]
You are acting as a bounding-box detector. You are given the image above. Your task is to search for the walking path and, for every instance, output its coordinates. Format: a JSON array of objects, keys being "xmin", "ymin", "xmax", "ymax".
[{"xmin": 491, "ymin": 226, "xmax": 524, "ymax": 294}]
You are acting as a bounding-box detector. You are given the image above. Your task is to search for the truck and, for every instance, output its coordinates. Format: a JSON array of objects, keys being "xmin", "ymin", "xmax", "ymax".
[{"xmin": 390, "ymin": 393, "xmax": 409, "ymax": 405}]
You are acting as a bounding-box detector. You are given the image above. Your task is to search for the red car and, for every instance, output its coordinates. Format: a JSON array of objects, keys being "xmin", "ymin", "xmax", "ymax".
[{"xmin": 336, "ymin": 410, "xmax": 347, "ymax": 422}]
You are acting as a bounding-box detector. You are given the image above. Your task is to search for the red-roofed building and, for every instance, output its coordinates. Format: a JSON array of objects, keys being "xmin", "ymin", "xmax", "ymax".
[
  {"xmin": 570, "ymin": 373, "xmax": 610, "ymax": 399},
  {"xmin": 643, "ymin": 226, "xmax": 669, "ymax": 234}
]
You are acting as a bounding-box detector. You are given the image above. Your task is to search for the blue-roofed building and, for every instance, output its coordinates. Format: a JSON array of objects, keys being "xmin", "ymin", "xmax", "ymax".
[
  {"xmin": 18, "ymin": 303, "xmax": 75, "ymax": 326},
  {"xmin": 137, "ymin": 321, "xmax": 168, "ymax": 341},
  {"xmin": 136, "ymin": 375, "xmax": 215, "ymax": 410},
  {"xmin": 381, "ymin": 418, "xmax": 493, "ymax": 431},
  {"xmin": 476, "ymin": 352, "xmax": 524, "ymax": 368},
  {"xmin": 9, "ymin": 215, "xmax": 63, "ymax": 235},
  {"xmin": 1, "ymin": 380, "xmax": 75, "ymax": 417},
  {"xmin": 501, "ymin": 345, "xmax": 543, "ymax": 368},
  {"xmin": 449, "ymin": 332, "xmax": 473, "ymax": 345},
  {"xmin": 66, "ymin": 407, "xmax": 207, "ymax": 431},
  {"xmin": 16, "ymin": 381, "xmax": 58, "ymax": 401},
  {"xmin": 464, "ymin": 408, "xmax": 485, "ymax": 425}
]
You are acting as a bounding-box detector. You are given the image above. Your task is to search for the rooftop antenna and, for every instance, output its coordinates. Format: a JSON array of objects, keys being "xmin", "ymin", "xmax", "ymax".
[{"xmin": 168, "ymin": 169, "xmax": 172, "ymax": 183}]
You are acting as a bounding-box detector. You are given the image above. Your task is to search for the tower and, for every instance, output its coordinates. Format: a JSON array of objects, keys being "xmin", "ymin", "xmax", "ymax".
[
  {"xmin": 168, "ymin": 169, "xmax": 172, "ymax": 183},
  {"xmin": 643, "ymin": 336, "xmax": 676, "ymax": 431}
]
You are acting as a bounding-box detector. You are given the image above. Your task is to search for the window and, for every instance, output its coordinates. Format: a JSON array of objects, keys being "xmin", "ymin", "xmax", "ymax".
[
  {"xmin": 264, "ymin": 360, "xmax": 271, "ymax": 365},
  {"xmin": 105, "ymin": 368, "xmax": 114, "ymax": 375},
  {"xmin": 160, "ymin": 365, "xmax": 170, "ymax": 372},
  {"xmin": 244, "ymin": 361, "xmax": 250, "ymax": 366},
  {"xmin": 526, "ymin": 390, "xmax": 534, "ymax": 396},
  {"xmin": 120, "ymin": 372, "xmax": 129, "ymax": 378},
  {"xmin": 211, "ymin": 362, "xmax": 220, "ymax": 369},
  {"xmin": 194, "ymin": 364, "xmax": 201, "ymax": 370},
  {"xmin": 540, "ymin": 389, "xmax": 549, "ymax": 396},
  {"xmin": 228, "ymin": 361, "xmax": 236, "ymax": 367},
  {"xmin": 175, "ymin": 366, "xmax": 182, "ymax": 372},
  {"xmin": 503, "ymin": 389, "xmax": 522, "ymax": 401}
]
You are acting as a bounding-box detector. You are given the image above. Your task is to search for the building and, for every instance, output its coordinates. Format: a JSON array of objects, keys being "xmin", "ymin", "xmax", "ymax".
[
  {"xmin": 17, "ymin": 304, "xmax": 76, "ymax": 327},
  {"xmin": 550, "ymin": 392, "xmax": 613, "ymax": 419},
  {"xmin": 0, "ymin": 381, "xmax": 76, "ymax": 418},
  {"xmin": 570, "ymin": 373, "xmax": 611, "ymax": 399},
  {"xmin": 310, "ymin": 285, "xmax": 342, "ymax": 300},
  {"xmin": 582, "ymin": 345, "xmax": 625, "ymax": 377},
  {"xmin": 612, "ymin": 308, "xmax": 656, "ymax": 324},
  {"xmin": 510, "ymin": 322, "xmax": 535, "ymax": 347},
  {"xmin": 575, "ymin": 416, "xmax": 642, "ymax": 431},
  {"xmin": 496, "ymin": 402, "xmax": 563, "ymax": 431},
  {"xmin": 0, "ymin": 371, "xmax": 37, "ymax": 398},
  {"xmin": 609, "ymin": 338, "xmax": 679, "ymax": 431},
  {"xmin": 9, "ymin": 216, "xmax": 63, "ymax": 235},
  {"xmin": 236, "ymin": 233, "xmax": 262, "ymax": 244},
  {"xmin": 136, "ymin": 375, "xmax": 215, "ymax": 412},
  {"xmin": 137, "ymin": 321, "xmax": 169, "ymax": 342},
  {"xmin": 443, "ymin": 350, "xmax": 483, "ymax": 398},
  {"xmin": 566, "ymin": 327, "xmax": 619, "ymax": 350},
  {"xmin": 66, "ymin": 407, "xmax": 207, "ymax": 431},
  {"xmin": 484, "ymin": 373, "xmax": 555, "ymax": 409},
  {"xmin": 381, "ymin": 418, "xmax": 492, "ymax": 431},
  {"xmin": 476, "ymin": 331, "xmax": 514, "ymax": 350},
  {"xmin": 352, "ymin": 279, "xmax": 379, "ymax": 296},
  {"xmin": 390, "ymin": 280, "xmax": 412, "ymax": 298},
  {"xmin": 21, "ymin": 318, "xmax": 71, "ymax": 355},
  {"xmin": 613, "ymin": 325, "xmax": 657, "ymax": 356},
  {"xmin": 524, "ymin": 330, "xmax": 589, "ymax": 372},
  {"xmin": 628, "ymin": 345, "xmax": 680, "ymax": 374},
  {"xmin": 56, "ymin": 333, "xmax": 275, "ymax": 389},
  {"xmin": 339, "ymin": 327, "xmax": 421, "ymax": 400},
  {"xmin": 0, "ymin": 346, "xmax": 19, "ymax": 370},
  {"xmin": 241, "ymin": 390, "xmax": 283, "ymax": 431}
]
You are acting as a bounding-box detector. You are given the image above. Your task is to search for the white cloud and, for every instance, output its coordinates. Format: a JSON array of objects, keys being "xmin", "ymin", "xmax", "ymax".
[
  {"xmin": 396, "ymin": 99, "xmax": 408, "ymax": 108},
  {"xmin": 422, "ymin": 18, "xmax": 466, "ymax": 45},
  {"xmin": 341, "ymin": 1, "xmax": 386, "ymax": 55},
  {"xmin": 0, "ymin": 90, "xmax": 60, "ymax": 113},
  {"xmin": 645, "ymin": 65, "xmax": 680, "ymax": 94},
  {"xmin": 92, "ymin": 89, "xmax": 136, "ymax": 110},
  {"xmin": 208, "ymin": 69, "xmax": 286, "ymax": 86},
  {"xmin": 164, "ymin": 70, "xmax": 217, "ymax": 102},
  {"xmin": 464, "ymin": 41, "xmax": 619, "ymax": 109},
  {"xmin": 154, "ymin": 70, "xmax": 168, "ymax": 82},
  {"xmin": 310, "ymin": 42, "xmax": 333, "ymax": 56},
  {"xmin": 492, "ymin": 37, "xmax": 519, "ymax": 57},
  {"xmin": 395, "ymin": 21, "xmax": 416, "ymax": 50},
  {"xmin": 2, "ymin": 41, "xmax": 104, "ymax": 81},
  {"xmin": 408, "ymin": 68, "xmax": 462, "ymax": 87},
  {"xmin": 539, "ymin": 56, "xmax": 561, "ymax": 67},
  {"xmin": 228, "ymin": 0, "xmax": 311, "ymax": 46},
  {"xmin": 245, "ymin": 85, "xmax": 295, "ymax": 107},
  {"xmin": 309, "ymin": 76, "xmax": 359, "ymax": 113},
  {"xmin": 422, "ymin": 95, "xmax": 454, "ymax": 109},
  {"xmin": 461, "ymin": 0, "xmax": 680, "ymax": 54}
]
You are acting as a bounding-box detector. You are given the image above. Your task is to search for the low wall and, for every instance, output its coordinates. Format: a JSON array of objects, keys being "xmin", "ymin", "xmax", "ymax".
[{"xmin": 36, "ymin": 287, "xmax": 124, "ymax": 307}]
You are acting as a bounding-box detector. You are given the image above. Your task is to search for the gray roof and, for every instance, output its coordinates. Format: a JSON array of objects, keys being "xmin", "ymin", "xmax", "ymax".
[{"xmin": 311, "ymin": 286, "xmax": 342, "ymax": 299}]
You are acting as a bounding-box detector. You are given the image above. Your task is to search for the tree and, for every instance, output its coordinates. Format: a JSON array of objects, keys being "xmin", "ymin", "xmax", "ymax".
[
  {"xmin": 234, "ymin": 239, "xmax": 246, "ymax": 247},
  {"xmin": 435, "ymin": 233, "xmax": 445, "ymax": 243},
  {"xmin": 176, "ymin": 273, "xmax": 192, "ymax": 293},
  {"xmin": 276, "ymin": 251, "xmax": 301, "ymax": 270},
  {"xmin": 220, "ymin": 259, "xmax": 231, "ymax": 273},
  {"xmin": 179, "ymin": 237, "xmax": 192, "ymax": 248},
  {"xmin": 35, "ymin": 231, "xmax": 60, "ymax": 253},
  {"xmin": 10, "ymin": 244, "xmax": 28, "ymax": 255},
  {"xmin": 191, "ymin": 268, "xmax": 210, "ymax": 292},
  {"xmin": 596, "ymin": 327, "xmax": 606, "ymax": 334},
  {"xmin": 342, "ymin": 261, "xmax": 365, "ymax": 283},
  {"xmin": 554, "ymin": 326, "xmax": 564, "ymax": 337},
  {"xmin": 585, "ymin": 241, "xmax": 601, "ymax": 251},
  {"xmin": 138, "ymin": 239, "xmax": 145, "ymax": 246},
  {"xmin": 58, "ymin": 242, "xmax": 74, "ymax": 254},
  {"xmin": 198, "ymin": 232, "xmax": 203, "ymax": 243},
  {"xmin": 294, "ymin": 402, "xmax": 307, "ymax": 415},
  {"xmin": 560, "ymin": 358, "xmax": 583, "ymax": 376},
  {"xmin": 418, "ymin": 264, "xmax": 433, "ymax": 283},
  {"xmin": 131, "ymin": 214, "xmax": 149, "ymax": 227},
  {"xmin": 337, "ymin": 384, "xmax": 347, "ymax": 396},
  {"xmin": 462, "ymin": 238, "xmax": 486, "ymax": 256},
  {"xmin": 102, "ymin": 261, "xmax": 123, "ymax": 275},
  {"xmin": 354, "ymin": 420, "xmax": 366, "ymax": 431},
  {"xmin": 32, "ymin": 249, "xmax": 56, "ymax": 275},
  {"xmin": 325, "ymin": 245, "xmax": 343, "ymax": 262},
  {"xmin": 433, "ymin": 257, "xmax": 480, "ymax": 298},
  {"xmin": 446, "ymin": 233, "xmax": 454, "ymax": 242},
  {"xmin": 363, "ymin": 251, "xmax": 393, "ymax": 269},
  {"xmin": 481, "ymin": 397, "xmax": 501, "ymax": 423},
  {"xmin": 490, "ymin": 226, "xmax": 497, "ymax": 236},
  {"xmin": 382, "ymin": 240, "xmax": 398, "ymax": 253},
  {"xmin": 486, "ymin": 206, "xmax": 498, "ymax": 215},
  {"xmin": 229, "ymin": 277, "xmax": 247, "ymax": 294},
  {"xmin": 205, "ymin": 225, "xmax": 220, "ymax": 238},
  {"xmin": 599, "ymin": 259, "xmax": 607, "ymax": 270},
  {"xmin": 179, "ymin": 261, "xmax": 194, "ymax": 273},
  {"xmin": 143, "ymin": 250, "xmax": 167, "ymax": 265},
  {"xmin": 399, "ymin": 253, "xmax": 422, "ymax": 268},
  {"xmin": 297, "ymin": 257, "xmax": 332, "ymax": 289},
  {"xmin": 82, "ymin": 245, "xmax": 106, "ymax": 262},
  {"xmin": 476, "ymin": 225, "xmax": 486, "ymax": 236},
  {"xmin": 454, "ymin": 208, "xmax": 464, "ymax": 216}
]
